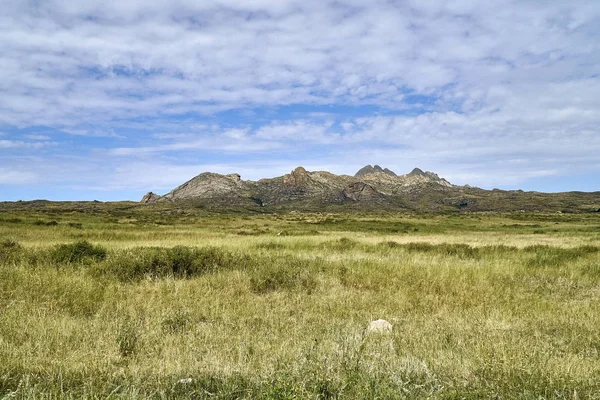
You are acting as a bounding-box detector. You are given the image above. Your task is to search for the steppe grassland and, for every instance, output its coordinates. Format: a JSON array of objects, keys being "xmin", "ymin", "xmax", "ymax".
[{"xmin": 1, "ymin": 208, "xmax": 599, "ymax": 398}]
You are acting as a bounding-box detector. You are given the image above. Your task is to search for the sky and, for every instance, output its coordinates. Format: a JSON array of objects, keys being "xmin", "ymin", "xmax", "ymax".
[{"xmin": 1, "ymin": 0, "xmax": 599, "ymax": 201}]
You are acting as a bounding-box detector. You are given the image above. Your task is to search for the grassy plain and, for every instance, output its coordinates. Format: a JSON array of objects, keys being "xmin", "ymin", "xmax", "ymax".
[{"xmin": 1, "ymin": 203, "xmax": 599, "ymax": 398}]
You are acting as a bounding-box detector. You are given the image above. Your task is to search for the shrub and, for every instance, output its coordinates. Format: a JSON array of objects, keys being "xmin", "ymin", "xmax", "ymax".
[
  {"xmin": 170, "ymin": 246, "xmax": 236, "ymax": 276},
  {"xmin": 478, "ymin": 245, "xmax": 517, "ymax": 255},
  {"xmin": 380, "ymin": 241, "xmax": 401, "ymax": 249},
  {"xmin": 249, "ymin": 257, "xmax": 317, "ymax": 294},
  {"xmin": 525, "ymin": 245, "xmax": 599, "ymax": 268},
  {"xmin": 2, "ymin": 217, "xmax": 23, "ymax": 223},
  {"xmin": 32, "ymin": 220, "xmax": 58, "ymax": 226},
  {"xmin": 0, "ymin": 238, "xmax": 21, "ymax": 250},
  {"xmin": 403, "ymin": 242, "xmax": 436, "ymax": 252},
  {"xmin": 0, "ymin": 239, "xmax": 23, "ymax": 264},
  {"xmin": 437, "ymin": 243, "xmax": 480, "ymax": 259},
  {"xmin": 400, "ymin": 242, "xmax": 480, "ymax": 259},
  {"xmin": 98, "ymin": 246, "xmax": 243, "ymax": 281},
  {"xmin": 257, "ymin": 242, "xmax": 286, "ymax": 250},
  {"xmin": 50, "ymin": 240, "xmax": 107, "ymax": 264},
  {"xmin": 324, "ymin": 237, "xmax": 360, "ymax": 251}
]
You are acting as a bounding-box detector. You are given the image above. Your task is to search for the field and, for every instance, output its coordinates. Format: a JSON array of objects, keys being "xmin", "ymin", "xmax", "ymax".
[{"xmin": 1, "ymin": 204, "xmax": 600, "ymax": 399}]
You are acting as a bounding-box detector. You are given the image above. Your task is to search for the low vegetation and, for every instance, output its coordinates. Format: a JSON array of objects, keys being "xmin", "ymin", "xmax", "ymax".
[{"xmin": 0, "ymin": 206, "xmax": 599, "ymax": 398}]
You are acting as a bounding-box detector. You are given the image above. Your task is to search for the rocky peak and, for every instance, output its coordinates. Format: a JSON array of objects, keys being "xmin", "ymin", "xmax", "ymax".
[
  {"xmin": 408, "ymin": 167, "xmax": 426, "ymax": 177},
  {"xmin": 283, "ymin": 166, "xmax": 311, "ymax": 186},
  {"xmin": 141, "ymin": 192, "xmax": 161, "ymax": 203},
  {"xmin": 355, "ymin": 165, "xmax": 397, "ymax": 177},
  {"xmin": 404, "ymin": 168, "xmax": 453, "ymax": 187},
  {"xmin": 226, "ymin": 173, "xmax": 241, "ymax": 182}
]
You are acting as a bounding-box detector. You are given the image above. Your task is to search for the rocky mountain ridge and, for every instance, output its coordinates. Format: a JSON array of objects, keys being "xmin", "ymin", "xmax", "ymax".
[
  {"xmin": 142, "ymin": 165, "xmax": 453, "ymax": 206},
  {"xmin": 138, "ymin": 165, "xmax": 600, "ymax": 213}
]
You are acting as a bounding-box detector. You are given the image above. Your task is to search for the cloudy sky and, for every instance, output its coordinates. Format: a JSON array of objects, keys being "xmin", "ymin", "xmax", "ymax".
[{"xmin": 1, "ymin": 0, "xmax": 599, "ymax": 201}]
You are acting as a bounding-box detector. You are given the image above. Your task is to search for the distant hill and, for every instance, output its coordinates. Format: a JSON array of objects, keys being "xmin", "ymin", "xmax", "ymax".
[{"xmin": 139, "ymin": 165, "xmax": 600, "ymax": 213}]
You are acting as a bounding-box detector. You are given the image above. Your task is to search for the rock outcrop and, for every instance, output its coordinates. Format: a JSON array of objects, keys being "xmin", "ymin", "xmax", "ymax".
[
  {"xmin": 355, "ymin": 165, "xmax": 397, "ymax": 177},
  {"xmin": 140, "ymin": 164, "xmax": 455, "ymax": 208},
  {"xmin": 141, "ymin": 192, "xmax": 161, "ymax": 203},
  {"xmin": 160, "ymin": 172, "xmax": 249, "ymax": 201},
  {"xmin": 283, "ymin": 167, "xmax": 311, "ymax": 187},
  {"xmin": 367, "ymin": 319, "xmax": 393, "ymax": 334},
  {"xmin": 342, "ymin": 182, "xmax": 385, "ymax": 201}
]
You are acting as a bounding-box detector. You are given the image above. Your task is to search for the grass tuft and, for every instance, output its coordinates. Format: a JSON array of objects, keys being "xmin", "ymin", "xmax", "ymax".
[
  {"xmin": 249, "ymin": 257, "xmax": 317, "ymax": 294},
  {"xmin": 50, "ymin": 240, "xmax": 107, "ymax": 265},
  {"xmin": 116, "ymin": 317, "xmax": 141, "ymax": 357},
  {"xmin": 0, "ymin": 238, "xmax": 23, "ymax": 264},
  {"xmin": 161, "ymin": 310, "xmax": 191, "ymax": 334}
]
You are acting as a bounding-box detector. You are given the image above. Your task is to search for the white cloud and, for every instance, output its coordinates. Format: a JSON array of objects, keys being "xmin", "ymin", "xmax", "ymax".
[
  {"xmin": 1, "ymin": 0, "xmax": 597, "ymax": 127},
  {"xmin": 0, "ymin": 140, "xmax": 55, "ymax": 149},
  {"xmin": 61, "ymin": 128, "xmax": 124, "ymax": 137},
  {"xmin": 0, "ymin": 168, "xmax": 39, "ymax": 185},
  {"xmin": 1, "ymin": 0, "xmax": 599, "ymax": 196},
  {"xmin": 254, "ymin": 121, "xmax": 335, "ymax": 142},
  {"xmin": 110, "ymin": 128, "xmax": 281, "ymax": 156},
  {"xmin": 23, "ymin": 134, "xmax": 51, "ymax": 140}
]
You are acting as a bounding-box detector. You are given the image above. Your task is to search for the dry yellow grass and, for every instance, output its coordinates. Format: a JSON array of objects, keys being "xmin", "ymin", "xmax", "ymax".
[{"xmin": 1, "ymin": 209, "xmax": 599, "ymax": 398}]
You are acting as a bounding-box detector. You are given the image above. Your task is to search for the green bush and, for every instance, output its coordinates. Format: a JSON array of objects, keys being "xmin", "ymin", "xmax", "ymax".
[
  {"xmin": 380, "ymin": 241, "xmax": 402, "ymax": 249},
  {"xmin": 0, "ymin": 238, "xmax": 21, "ymax": 251},
  {"xmin": 402, "ymin": 242, "xmax": 436, "ymax": 252},
  {"xmin": 0, "ymin": 239, "xmax": 23, "ymax": 264},
  {"xmin": 97, "ymin": 246, "xmax": 244, "ymax": 281},
  {"xmin": 437, "ymin": 243, "xmax": 480, "ymax": 259},
  {"xmin": 323, "ymin": 237, "xmax": 361, "ymax": 251},
  {"xmin": 50, "ymin": 240, "xmax": 107, "ymax": 264},
  {"xmin": 400, "ymin": 242, "xmax": 480, "ymax": 259},
  {"xmin": 33, "ymin": 220, "xmax": 58, "ymax": 226},
  {"xmin": 525, "ymin": 245, "xmax": 599, "ymax": 268},
  {"xmin": 0, "ymin": 217, "xmax": 23, "ymax": 223}
]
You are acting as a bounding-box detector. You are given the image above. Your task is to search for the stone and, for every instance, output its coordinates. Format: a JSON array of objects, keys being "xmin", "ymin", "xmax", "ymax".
[
  {"xmin": 367, "ymin": 319, "xmax": 393, "ymax": 334},
  {"xmin": 140, "ymin": 192, "xmax": 161, "ymax": 203}
]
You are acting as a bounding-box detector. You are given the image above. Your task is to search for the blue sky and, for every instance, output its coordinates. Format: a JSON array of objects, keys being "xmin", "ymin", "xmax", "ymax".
[{"xmin": 1, "ymin": 0, "xmax": 599, "ymax": 201}]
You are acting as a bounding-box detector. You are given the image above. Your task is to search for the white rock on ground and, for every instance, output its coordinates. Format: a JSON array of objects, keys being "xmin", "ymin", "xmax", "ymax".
[{"xmin": 367, "ymin": 319, "xmax": 393, "ymax": 334}]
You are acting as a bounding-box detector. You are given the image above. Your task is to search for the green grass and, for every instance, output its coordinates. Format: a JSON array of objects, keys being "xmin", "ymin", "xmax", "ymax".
[{"xmin": 1, "ymin": 207, "xmax": 600, "ymax": 398}]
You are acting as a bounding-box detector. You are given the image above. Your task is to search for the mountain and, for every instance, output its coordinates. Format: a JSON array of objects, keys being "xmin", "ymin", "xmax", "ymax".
[
  {"xmin": 139, "ymin": 165, "xmax": 600, "ymax": 213},
  {"xmin": 140, "ymin": 165, "xmax": 447, "ymax": 208}
]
